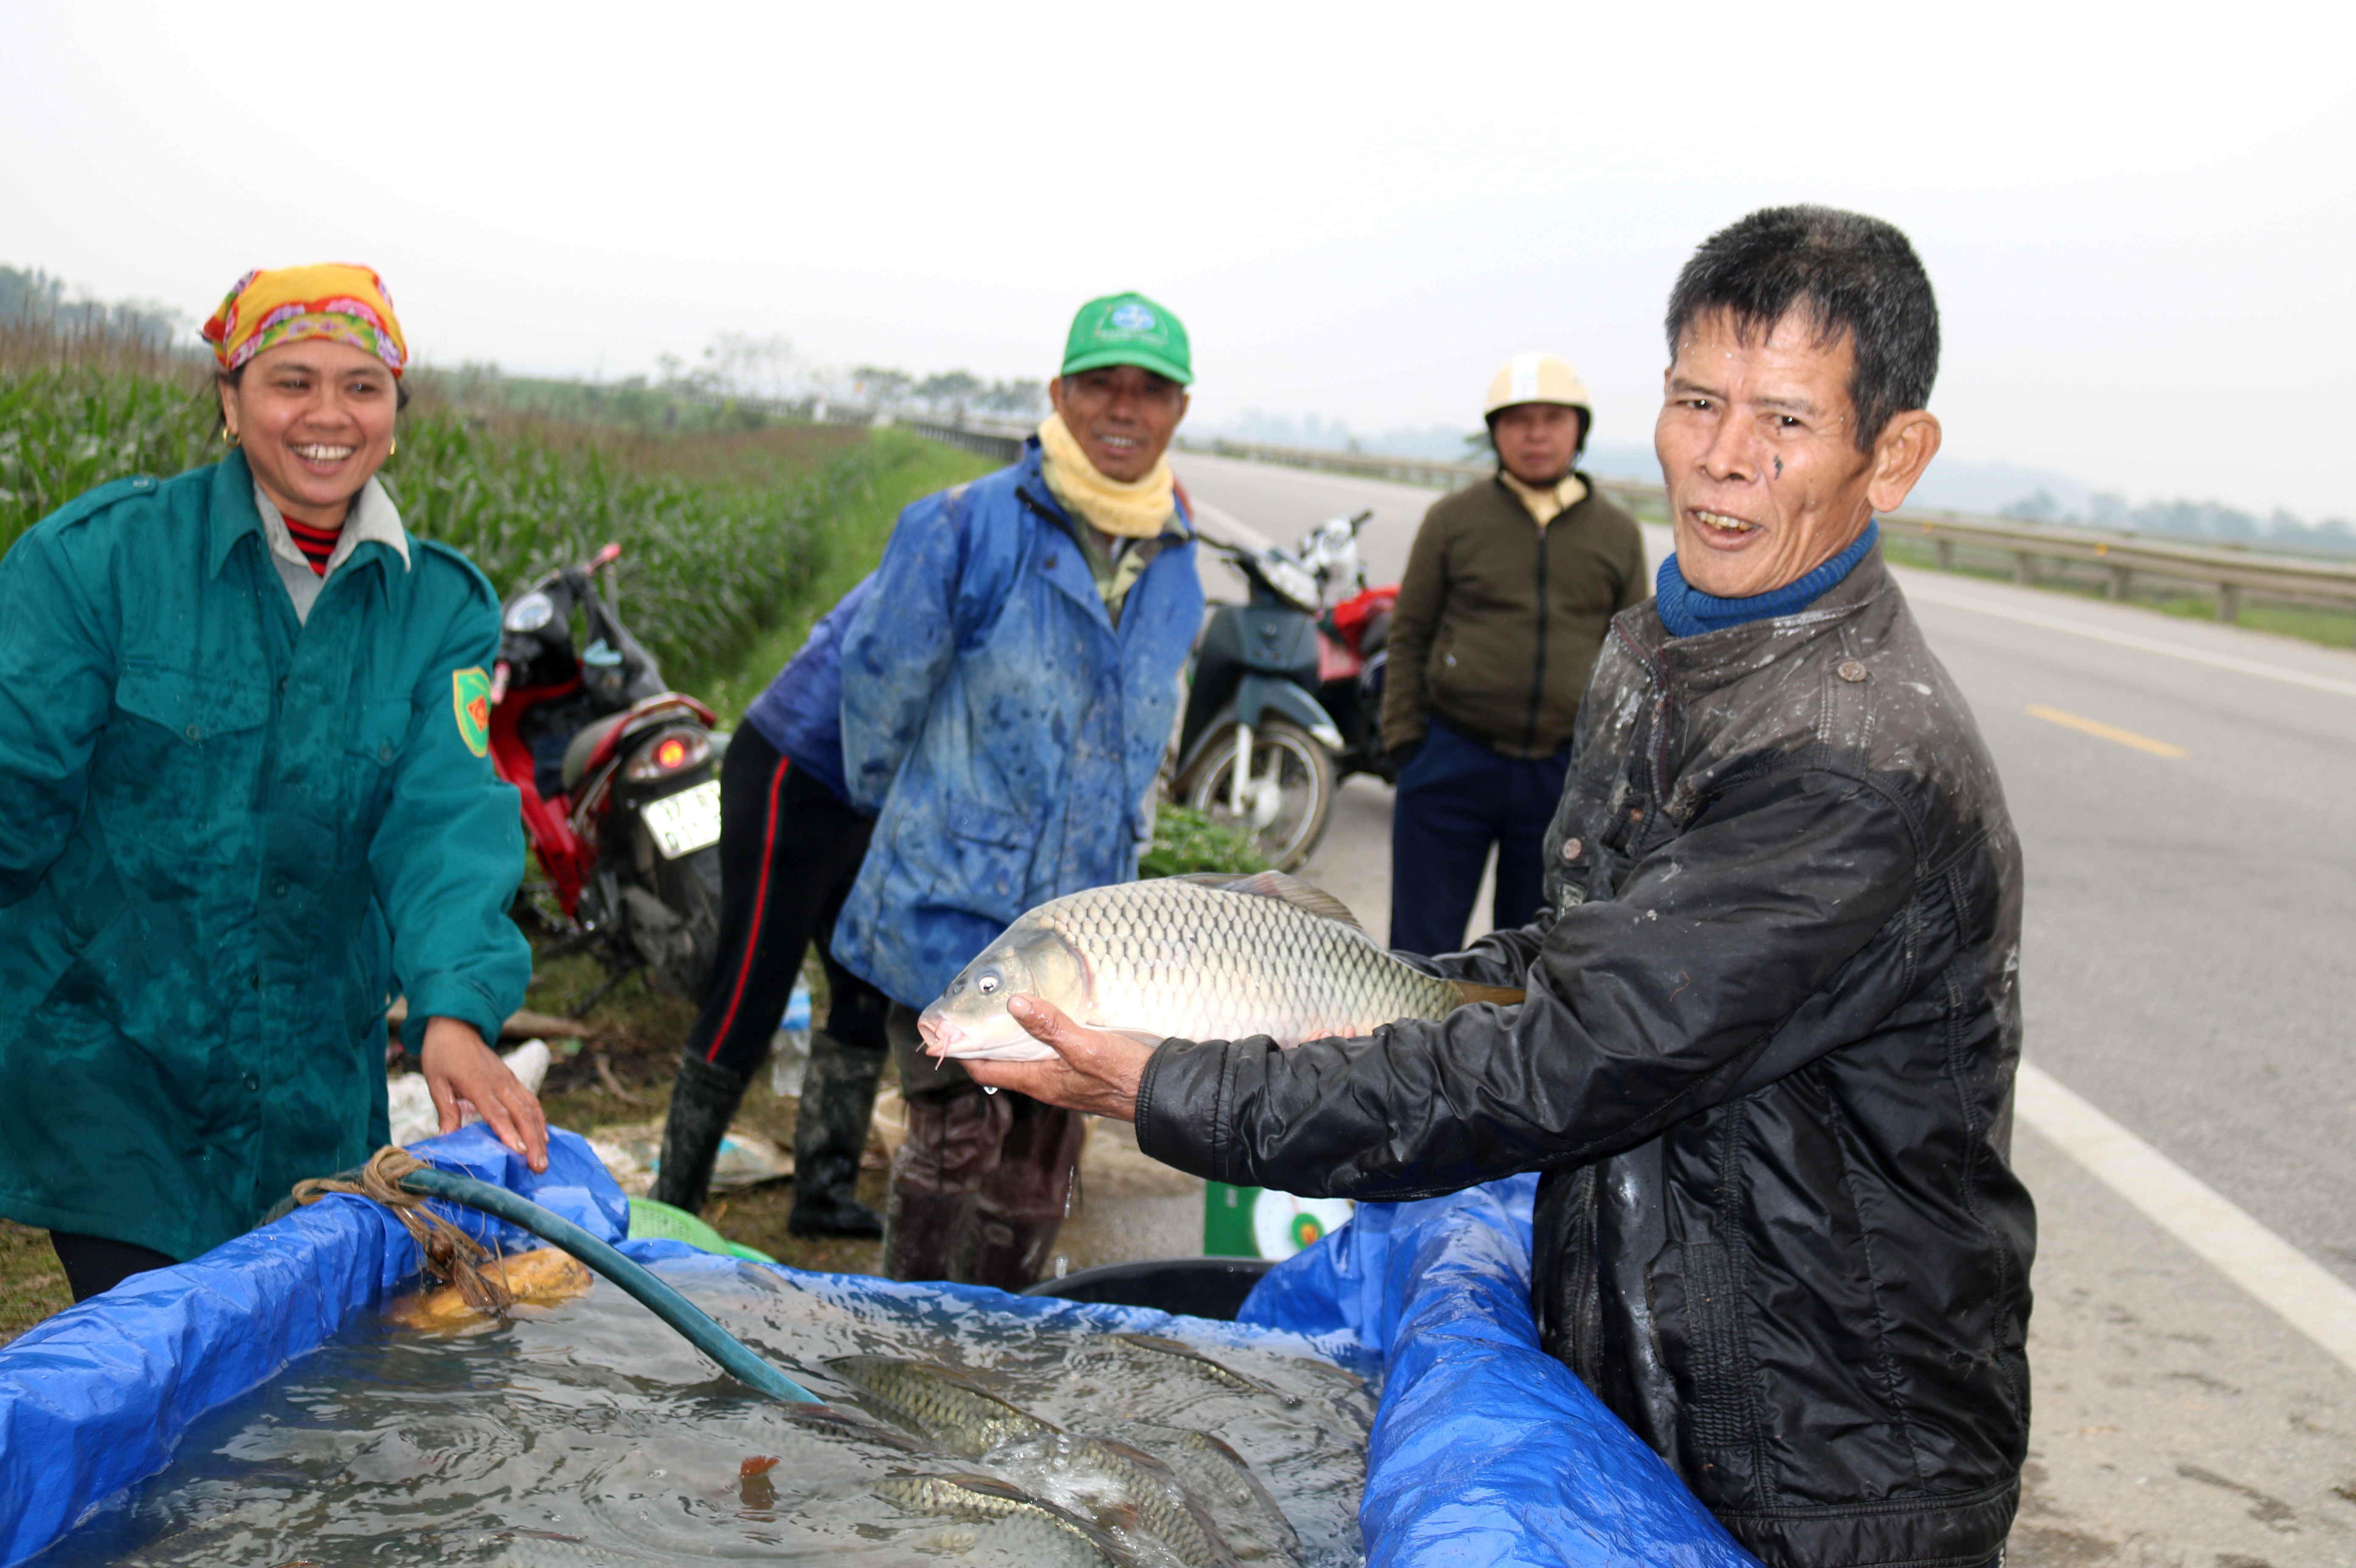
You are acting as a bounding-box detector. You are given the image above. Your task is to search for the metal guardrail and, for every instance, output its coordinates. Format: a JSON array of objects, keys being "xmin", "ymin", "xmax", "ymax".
[
  {"xmin": 897, "ymin": 416, "xmax": 1028, "ymax": 465},
  {"xmin": 1175, "ymin": 437, "xmax": 2356, "ymax": 622}
]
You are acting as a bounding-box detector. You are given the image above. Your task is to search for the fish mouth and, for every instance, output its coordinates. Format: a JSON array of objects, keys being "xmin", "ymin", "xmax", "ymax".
[{"xmin": 915, "ymin": 1006, "xmax": 960, "ymax": 1056}]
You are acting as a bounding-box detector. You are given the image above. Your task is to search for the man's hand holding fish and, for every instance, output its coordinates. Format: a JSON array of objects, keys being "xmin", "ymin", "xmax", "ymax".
[{"xmin": 963, "ymin": 995, "xmax": 1150, "ymax": 1120}]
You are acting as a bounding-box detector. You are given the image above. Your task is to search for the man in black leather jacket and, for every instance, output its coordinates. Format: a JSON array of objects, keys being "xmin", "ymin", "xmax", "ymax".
[{"xmin": 968, "ymin": 206, "xmax": 2031, "ymax": 1568}]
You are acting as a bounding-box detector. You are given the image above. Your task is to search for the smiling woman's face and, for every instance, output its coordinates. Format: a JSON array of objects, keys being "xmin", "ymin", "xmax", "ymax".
[
  {"xmin": 1654, "ymin": 308, "xmax": 1940, "ymax": 599},
  {"xmin": 218, "ymin": 339, "xmax": 398, "ymax": 528}
]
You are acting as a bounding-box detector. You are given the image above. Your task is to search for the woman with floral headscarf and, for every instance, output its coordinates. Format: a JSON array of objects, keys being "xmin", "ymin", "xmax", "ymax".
[{"xmin": 0, "ymin": 265, "xmax": 542, "ymax": 1302}]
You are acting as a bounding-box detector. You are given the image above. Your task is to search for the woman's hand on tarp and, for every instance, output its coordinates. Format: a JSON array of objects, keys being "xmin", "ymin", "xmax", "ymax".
[
  {"xmin": 421, "ymin": 1016, "xmax": 550, "ymax": 1171},
  {"xmin": 962, "ymin": 995, "xmax": 1152, "ymax": 1121}
]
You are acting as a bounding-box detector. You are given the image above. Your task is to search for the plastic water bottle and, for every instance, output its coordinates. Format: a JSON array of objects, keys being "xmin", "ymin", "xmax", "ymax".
[{"xmin": 769, "ymin": 980, "xmax": 813, "ymax": 1098}]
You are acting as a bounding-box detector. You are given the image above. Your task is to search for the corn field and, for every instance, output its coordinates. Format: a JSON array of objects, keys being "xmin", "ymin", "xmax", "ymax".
[{"xmin": 0, "ymin": 330, "xmax": 943, "ymax": 684}]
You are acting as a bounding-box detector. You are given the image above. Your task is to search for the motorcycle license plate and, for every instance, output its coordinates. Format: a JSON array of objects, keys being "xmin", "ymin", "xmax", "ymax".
[{"xmin": 642, "ymin": 779, "xmax": 722, "ymax": 860}]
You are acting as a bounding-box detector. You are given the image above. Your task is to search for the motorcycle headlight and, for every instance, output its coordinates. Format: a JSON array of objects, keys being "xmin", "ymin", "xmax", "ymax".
[
  {"xmin": 503, "ymin": 590, "xmax": 556, "ymax": 633},
  {"xmin": 1262, "ymin": 556, "xmax": 1322, "ymax": 613},
  {"xmin": 623, "ymin": 727, "xmax": 711, "ymax": 781}
]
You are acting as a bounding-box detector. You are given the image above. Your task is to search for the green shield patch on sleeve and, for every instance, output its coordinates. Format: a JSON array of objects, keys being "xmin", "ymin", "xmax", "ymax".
[{"xmin": 452, "ymin": 666, "xmax": 492, "ymax": 758}]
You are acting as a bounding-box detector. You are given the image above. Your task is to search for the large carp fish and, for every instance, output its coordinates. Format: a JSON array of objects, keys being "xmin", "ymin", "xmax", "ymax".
[{"xmin": 917, "ymin": 871, "xmax": 1523, "ymax": 1062}]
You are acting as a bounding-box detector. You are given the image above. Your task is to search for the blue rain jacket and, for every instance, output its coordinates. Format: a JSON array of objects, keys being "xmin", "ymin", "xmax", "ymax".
[
  {"xmin": 740, "ymin": 574, "xmax": 872, "ymax": 808},
  {"xmin": 831, "ymin": 439, "xmax": 1202, "ymax": 1008},
  {"xmin": 0, "ymin": 454, "xmax": 531, "ymax": 1261}
]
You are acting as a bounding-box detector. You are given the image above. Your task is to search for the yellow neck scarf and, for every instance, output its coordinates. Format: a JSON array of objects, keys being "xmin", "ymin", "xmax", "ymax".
[
  {"xmin": 1038, "ymin": 413, "xmax": 1177, "ymax": 539},
  {"xmin": 1499, "ymin": 468, "xmax": 1588, "ymax": 528}
]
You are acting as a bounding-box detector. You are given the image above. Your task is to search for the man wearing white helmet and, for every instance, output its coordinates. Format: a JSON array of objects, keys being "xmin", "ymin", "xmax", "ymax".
[{"xmin": 1379, "ymin": 353, "xmax": 1647, "ymax": 955}]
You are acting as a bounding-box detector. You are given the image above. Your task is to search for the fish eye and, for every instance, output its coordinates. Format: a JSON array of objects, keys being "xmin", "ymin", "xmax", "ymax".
[{"xmin": 977, "ymin": 974, "xmax": 999, "ymax": 995}]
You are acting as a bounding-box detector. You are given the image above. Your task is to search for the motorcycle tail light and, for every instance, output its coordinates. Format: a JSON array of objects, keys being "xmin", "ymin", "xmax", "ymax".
[{"xmin": 623, "ymin": 728, "xmax": 709, "ymax": 781}]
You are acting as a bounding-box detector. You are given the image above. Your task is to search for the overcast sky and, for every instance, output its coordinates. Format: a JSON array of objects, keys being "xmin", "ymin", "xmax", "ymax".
[{"xmin": 5, "ymin": 1, "xmax": 2350, "ymax": 518}]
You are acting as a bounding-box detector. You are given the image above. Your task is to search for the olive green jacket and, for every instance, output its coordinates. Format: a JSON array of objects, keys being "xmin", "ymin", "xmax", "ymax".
[
  {"xmin": 1381, "ymin": 474, "xmax": 1647, "ymax": 759},
  {"xmin": 0, "ymin": 454, "xmax": 530, "ymax": 1261}
]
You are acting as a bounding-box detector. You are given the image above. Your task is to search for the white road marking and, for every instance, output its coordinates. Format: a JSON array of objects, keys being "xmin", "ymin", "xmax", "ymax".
[
  {"xmin": 1902, "ymin": 579, "xmax": 2356, "ymax": 699},
  {"xmin": 2016, "ymin": 1062, "xmax": 2356, "ymax": 1375}
]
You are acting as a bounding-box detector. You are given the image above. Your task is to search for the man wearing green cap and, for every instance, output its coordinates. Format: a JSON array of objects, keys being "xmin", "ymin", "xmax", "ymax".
[{"xmin": 830, "ymin": 292, "xmax": 1203, "ymax": 1287}]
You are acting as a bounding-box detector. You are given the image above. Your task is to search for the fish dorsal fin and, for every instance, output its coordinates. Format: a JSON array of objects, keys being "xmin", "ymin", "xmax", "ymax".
[
  {"xmin": 1453, "ymin": 981, "xmax": 1526, "ymax": 1007},
  {"xmin": 1168, "ymin": 870, "xmax": 1365, "ymax": 930}
]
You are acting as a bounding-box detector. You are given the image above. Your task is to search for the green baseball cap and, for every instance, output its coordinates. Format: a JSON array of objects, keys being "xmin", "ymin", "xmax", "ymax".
[{"xmin": 1060, "ymin": 291, "xmax": 1192, "ymax": 386}]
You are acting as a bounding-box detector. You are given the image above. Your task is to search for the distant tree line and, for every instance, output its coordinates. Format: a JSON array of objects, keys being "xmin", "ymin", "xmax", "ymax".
[
  {"xmin": 1, "ymin": 266, "xmax": 186, "ymax": 350},
  {"xmin": 640, "ymin": 330, "xmax": 1046, "ymax": 420},
  {"xmin": 846, "ymin": 365, "xmax": 1044, "ymax": 418}
]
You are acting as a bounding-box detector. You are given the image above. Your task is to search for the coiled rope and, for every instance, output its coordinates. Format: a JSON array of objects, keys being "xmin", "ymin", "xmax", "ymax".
[
  {"xmin": 288, "ymin": 1145, "xmax": 819, "ymax": 1402},
  {"xmin": 293, "ymin": 1146, "xmax": 516, "ymax": 1318}
]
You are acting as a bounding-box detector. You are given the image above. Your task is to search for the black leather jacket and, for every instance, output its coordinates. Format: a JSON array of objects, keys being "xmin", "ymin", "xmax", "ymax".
[{"xmin": 1137, "ymin": 549, "xmax": 2031, "ymax": 1568}]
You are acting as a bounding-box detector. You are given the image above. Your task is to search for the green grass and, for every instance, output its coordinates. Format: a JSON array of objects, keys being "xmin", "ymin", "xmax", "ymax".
[
  {"xmin": 1140, "ymin": 804, "xmax": 1273, "ymax": 877},
  {"xmin": 0, "ymin": 1221, "xmax": 70, "ymax": 1346},
  {"xmin": 700, "ymin": 428, "xmax": 997, "ymax": 726}
]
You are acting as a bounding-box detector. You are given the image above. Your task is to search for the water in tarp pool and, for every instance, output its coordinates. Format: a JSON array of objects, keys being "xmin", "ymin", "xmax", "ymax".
[{"xmin": 43, "ymin": 1253, "xmax": 1374, "ymax": 1567}]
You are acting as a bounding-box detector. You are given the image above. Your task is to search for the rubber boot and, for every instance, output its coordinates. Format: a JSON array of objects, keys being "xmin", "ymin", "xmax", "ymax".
[
  {"xmin": 882, "ymin": 1083, "xmax": 1006, "ymax": 1281},
  {"xmin": 970, "ymin": 1215, "xmax": 1065, "ymax": 1293},
  {"xmin": 883, "ymin": 1186, "xmax": 978, "ymax": 1282},
  {"xmin": 788, "ymin": 1030, "xmax": 887, "ymax": 1238},
  {"xmin": 649, "ymin": 1053, "xmax": 748, "ymax": 1213},
  {"xmin": 968, "ymin": 1096, "xmax": 1087, "ymax": 1291}
]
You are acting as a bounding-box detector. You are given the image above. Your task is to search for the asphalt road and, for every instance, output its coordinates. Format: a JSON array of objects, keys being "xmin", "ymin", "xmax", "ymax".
[{"xmin": 1165, "ymin": 448, "xmax": 2356, "ymax": 1563}]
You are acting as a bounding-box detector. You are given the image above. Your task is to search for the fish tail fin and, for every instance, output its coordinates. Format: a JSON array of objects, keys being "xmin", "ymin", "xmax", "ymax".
[{"xmin": 1452, "ymin": 981, "xmax": 1526, "ymax": 1008}]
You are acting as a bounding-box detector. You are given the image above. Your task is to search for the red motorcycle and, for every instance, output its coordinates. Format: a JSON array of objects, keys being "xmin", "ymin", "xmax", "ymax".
[
  {"xmin": 1318, "ymin": 581, "xmax": 1399, "ymax": 782},
  {"xmin": 489, "ymin": 543, "xmax": 725, "ymax": 1007},
  {"xmin": 1299, "ymin": 510, "xmax": 1401, "ymax": 785}
]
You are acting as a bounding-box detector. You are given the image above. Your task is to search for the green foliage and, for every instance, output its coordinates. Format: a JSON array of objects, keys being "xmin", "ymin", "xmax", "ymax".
[
  {"xmin": 0, "ymin": 357, "xmax": 215, "ymax": 558},
  {"xmin": 371, "ymin": 409, "xmax": 869, "ymax": 687},
  {"xmin": 699, "ymin": 431, "xmax": 998, "ymax": 727},
  {"xmin": 1141, "ymin": 804, "xmax": 1272, "ymax": 878}
]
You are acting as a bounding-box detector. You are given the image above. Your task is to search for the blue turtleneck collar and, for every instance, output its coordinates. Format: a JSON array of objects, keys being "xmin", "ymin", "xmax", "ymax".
[{"xmin": 1655, "ymin": 520, "xmax": 1879, "ymax": 639}]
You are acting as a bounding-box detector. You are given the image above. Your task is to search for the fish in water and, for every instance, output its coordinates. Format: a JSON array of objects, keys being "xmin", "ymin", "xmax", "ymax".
[
  {"xmin": 875, "ymin": 1474, "xmax": 1139, "ymax": 1567},
  {"xmin": 830, "ymin": 1355, "xmax": 1053, "ymax": 1458},
  {"xmin": 1112, "ymin": 1332, "xmax": 1299, "ymax": 1407},
  {"xmin": 919, "ymin": 872, "xmax": 1523, "ymax": 1061},
  {"xmin": 836, "ymin": 1357, "xmax": 1242, "ymax": 1567},
  {"xmin": 1110, "ymin": 1424, "xmax": 1302, "ymax": 1564},
  {"xmin": 1002, "ymin": 1431, "xmax": 1241, "ymax": 1568}
]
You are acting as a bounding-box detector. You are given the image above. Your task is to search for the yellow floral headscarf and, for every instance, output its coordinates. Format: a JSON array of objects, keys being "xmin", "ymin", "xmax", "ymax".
[{"xmin": 202, "ymin": 263, "xmax": 407, "ymax": 375}]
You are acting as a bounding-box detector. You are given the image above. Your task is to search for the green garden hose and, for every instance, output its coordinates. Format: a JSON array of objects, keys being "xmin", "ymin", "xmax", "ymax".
[{"xmin": 393, "ymin": 1164, "xmax": 820, "ymax": 1403}]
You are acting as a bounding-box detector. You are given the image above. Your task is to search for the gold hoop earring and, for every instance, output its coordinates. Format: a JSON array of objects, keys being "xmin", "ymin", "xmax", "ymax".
[
  {"xmin": 221, "ymin": 423, "xmax": 240, "ymax": 448},
  {"xmin": 390, "ymin": 436, "xmax": 398, "ymax": 456}
]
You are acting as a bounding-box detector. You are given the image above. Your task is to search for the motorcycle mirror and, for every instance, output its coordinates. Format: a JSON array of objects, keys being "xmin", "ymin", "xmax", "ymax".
[{"xmin": 1349, "ymin": 509, "xmax": 1374, "ymax": 533}]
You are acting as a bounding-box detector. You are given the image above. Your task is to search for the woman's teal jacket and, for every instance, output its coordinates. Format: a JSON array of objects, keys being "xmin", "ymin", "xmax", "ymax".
[{"xmin": 0, "ymin": 454, "xmax": 530, "ymax": 1260}]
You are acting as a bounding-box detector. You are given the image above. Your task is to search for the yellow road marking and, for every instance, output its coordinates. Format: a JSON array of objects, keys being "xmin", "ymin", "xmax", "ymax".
[{"xmin": 2025, "ymin": 704, "xmax": 2188, "ymax": 758}]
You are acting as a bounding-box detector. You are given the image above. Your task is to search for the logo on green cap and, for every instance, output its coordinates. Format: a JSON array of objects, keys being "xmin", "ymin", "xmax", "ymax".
[{"xmin": 1062, "ymin": 291, "xmax": 1192, "ymax": 386}]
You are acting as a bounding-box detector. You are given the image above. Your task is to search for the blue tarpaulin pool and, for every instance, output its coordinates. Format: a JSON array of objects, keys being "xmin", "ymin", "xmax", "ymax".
[{"xmin": 0, "ymin": 1126, "xmax": 1756, "ymax": 1566}]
